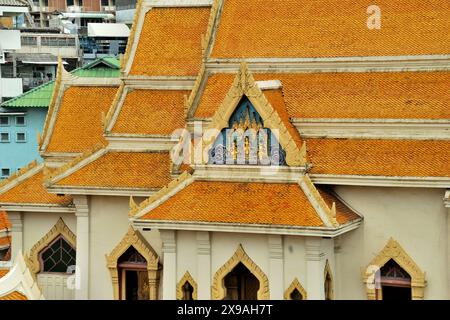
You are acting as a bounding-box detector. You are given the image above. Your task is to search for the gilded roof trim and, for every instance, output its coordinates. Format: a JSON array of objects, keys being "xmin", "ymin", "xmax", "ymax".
[
  {"xmin": 0, "ymin": 161, "xmax": 39, "ymax": 194},
  {"xmin": 131, "ymin": 171, "xmax": 194, "ymax": 218},
  {"xmin": 104, "ymin": 83, "xmax": 125, "ymax": 132},
  {"xmin": 202, "ymin": 61, "xmax": 306, "ymax": 166},
  {"xmin": 122, "ymin": 0, "xmax": 146, "ymax": 75},
  {"xmin": 44, "ymin": 143, "xmax": 108, "ymax": 186}
]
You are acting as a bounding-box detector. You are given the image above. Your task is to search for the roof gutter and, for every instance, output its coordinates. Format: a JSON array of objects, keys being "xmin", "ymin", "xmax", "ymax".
[{"xmin": 131, "ymin": 218, "xmax": 362, "ymax": 238}]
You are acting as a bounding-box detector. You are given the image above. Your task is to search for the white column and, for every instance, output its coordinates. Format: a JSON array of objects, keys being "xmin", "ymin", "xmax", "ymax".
[
  {"xmin": 445, "ymin": 190, "xmax": 450, "ymax": 299},
  {"xmin": 305, "ymin": 237, "xmax": 325, "ymax": 300},
  {"xmin": 73, "ymin": 195, "xmax": 89, "ymax": 300},
  {"xmin": 196, "ymin": 231, "xmax": 211, "ymax": 300},
  {"xmin": 161, "ymin": 230, "xmax": 176, "ymax": 300},
  {"xmin": 8, "ymin": 212, "xmax": 23, "ymax": 261},
  {"xmin": 268, "ymin": 235, "xmax": 283, "ymax": 300}
]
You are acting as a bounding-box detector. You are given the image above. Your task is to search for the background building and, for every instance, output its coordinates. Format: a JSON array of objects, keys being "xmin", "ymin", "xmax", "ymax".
[{"xmin": 0, "ymin": 56, "xmax": 119, "ymax": 178}]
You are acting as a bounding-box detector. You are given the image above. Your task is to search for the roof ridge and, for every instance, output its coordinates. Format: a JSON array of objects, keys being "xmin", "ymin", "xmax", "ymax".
[
  {"xmin": 130, "ymin": 171, "xmax": 192, "ymax": 218},
  {"xmin": 121, "ymin": 0, "xmax": 144, "ymax": 72},
  {"xmin": 299, "ymin": 174, "xmax": 338, "ymax": 227},
  {"xmin": 43, "ymin": 142, "xmax": 107, "ymax": 185},
  {"xmin": 103, "ymin": 83, "xmax": 125, "ymax": 132},
  {"xmin": 0, "ymin": 161, "xmax": 40, "ymax": 192},
  {"xmin": 39, "ymin": 58, "xmax": 65, "ymax": 149}
]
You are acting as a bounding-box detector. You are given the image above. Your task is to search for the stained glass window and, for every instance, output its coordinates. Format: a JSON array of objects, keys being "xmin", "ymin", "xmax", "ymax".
[
  {"xmin": 209, "ymin": 97, "xmax": 286, "ymax": 166},
  {"xmin": 40, "ymin": 236, "xmax": 76, "ymax": 273}
]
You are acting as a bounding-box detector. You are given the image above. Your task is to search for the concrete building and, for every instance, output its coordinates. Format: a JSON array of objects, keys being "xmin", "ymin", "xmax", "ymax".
[
  {"xmin": 0, "ymin": 56, "xmax": 119, "ymax": 179},
  {"xmin": 0, "ymin": 0, "xmax": 449, "ymax": 301}
]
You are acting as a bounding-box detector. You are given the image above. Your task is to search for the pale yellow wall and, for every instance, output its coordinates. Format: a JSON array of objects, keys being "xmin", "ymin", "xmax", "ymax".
[
  {"xmin": 88, "ymin": 195, "xmax": 162, "ymax": 300},
  {"xmin": 211, "ymin": 232, "xmax": 270, "ymax": 279},
  {"xmin": 334, "ymin": 186, "xmax": 448, "ymax": 300},
  {"xmin": 176, "ymin": 231, "xmax": 198, "ymax": 280},
  {"xmin": 23, "ymin": 212, "xmax": 76, "ymax": 253},
  {"xmin": 283, "ymin": 236, "xmax": 307, "ymax": 289}
]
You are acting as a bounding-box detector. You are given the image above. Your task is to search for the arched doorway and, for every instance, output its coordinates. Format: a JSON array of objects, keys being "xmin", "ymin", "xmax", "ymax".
[
  {"xmin": 379, "ymin": 259, "xmax": 411, "ymax": 300},
  {"xmin": 176, "ymin": 271, "xmax": 197, "ymax": 300},
  {"xmin": 118, "ymin": 246, "xmax": 149, "ymax": 300},
  {"xmin": 212, "ymin": 245, "xmax": 269, "ymax": 300},
  {"xmin": 106, "ymin": 226, "xmax": 160, "ymax": 300},
  {"xmin": 223, "ymin": 262, "xmax": 259, "ymax": 300},
  {"xmin": 363, "ymin": 238, "xmax": 426, "ymax": 300}
]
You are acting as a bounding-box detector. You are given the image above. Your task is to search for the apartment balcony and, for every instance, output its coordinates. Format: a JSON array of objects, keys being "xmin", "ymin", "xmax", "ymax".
[{"xmin": 17, "ymin": 33, "xmax": 80, "ymax": 59}]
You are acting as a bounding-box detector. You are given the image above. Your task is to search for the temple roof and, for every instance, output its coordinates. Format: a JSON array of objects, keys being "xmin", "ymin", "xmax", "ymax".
[
  {"xmin": 0, "ymin": 211, "xmax": 10, "ymax": 232},
  {"xmin": 193, "ymin": 72, "xmax": 450, "ymax": 119},
  {"xmin": 110, "ymin": 89, "xmax": 189, "ymax": 135},
  {"xmin": 44, "ymin": 86, "xmax": 117, "ymax": 153},
  {"xmin": 50, "ymin": 150, "xmax": 176, "ymax": 190},
  {"xmin": 132, "ymin": 173, "xmax": 361, "ymax": 232},
  {"xmin": 0, "ymin": 164, "xmax": 72, "ymax": 206},
  {"xmin": 210, "ymin": 0, "xmax": 450, "ymax": 58},
  {"xmin": 0, "ymin": 291, "xmax": 27, "ymax": 300},
  {"xmin": 306, "ymin": 139, "xmax": 450, "ymax": 177},
  {"xmin": 128, "ymin": 7, "xmax": 210, "ymax": 76}
]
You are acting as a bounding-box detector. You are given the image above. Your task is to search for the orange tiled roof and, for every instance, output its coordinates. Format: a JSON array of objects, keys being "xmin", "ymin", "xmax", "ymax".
[
  {"xmin": 55, "ymin": 151, "xmax": 174, "ymax": 189},
  {"xmin": 264, "ymin": 89, "xmax": 303, "ymax": 149},
  {"xmin": 0, "ymin": 269, "xmax": 9, "ymax": 278},
  {"xmin": 194, "ymin": 72, "xmax": 450, "ymax": 119},
  {"xmin": 141, "ymin": 181, "xmax": 359, "ymax": 226},
  {"xmin": 46, "ymin": 86, "xmax": 117, "ymax": 153},
  {"xmin": 112, "ymin": 90, "xmax": 189, "ymax": 135},
  {"xmin": 307, "ymin": 139, "xmax": 450, "ymax": 177},
  {"xmin": 211, "ymin": 0, "xmax": 450, "ymax": 58},
  {"xmin": 0, "ymin": 291, "xmax": 27, "ymax": 300},
  {"xmin": 0, "ymin": 211, "xmax": 11, "ymax": 231},
  {"xmin": 0, "ymin": 236, "xmax": 10, "ymax": 247},
  {"xmin": 0, "ymin": 169, "xmax": 72, "ymax": 205},
  {"xmin": 129, "ymin": 7, "xmax": 210, "ymax": 76}
]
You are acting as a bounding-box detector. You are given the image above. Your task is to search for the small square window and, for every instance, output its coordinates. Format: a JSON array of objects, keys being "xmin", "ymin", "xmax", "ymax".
[
  {"xmin": 0, "ymin": 116, "xmax": 9, "ymax": 126},
  {"xmin": 1, "ymin": 168, "xmax": 10, "ymax": 177},
  {"xmin": 16, "ymin": 116, "xmax": 25, "ymax": 126},
  {"xmin": 16, "ymin": 132, "xmax": 26, "ymax": 142},
  {"xmin": 0, "ymin": 132, "xmax": 9, "ymax": 142}
]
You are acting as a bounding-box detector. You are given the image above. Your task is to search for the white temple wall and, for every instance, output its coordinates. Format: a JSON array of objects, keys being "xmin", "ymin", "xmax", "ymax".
[{"xmin": 334, "ymin": 186, "xmax": 448, "ymax": 300}]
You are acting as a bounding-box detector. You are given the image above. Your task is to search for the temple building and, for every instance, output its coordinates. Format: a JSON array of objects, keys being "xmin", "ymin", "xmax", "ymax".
[{"xmin": 0, "ymin": 0, "xmax": 449, "ymax": 300}]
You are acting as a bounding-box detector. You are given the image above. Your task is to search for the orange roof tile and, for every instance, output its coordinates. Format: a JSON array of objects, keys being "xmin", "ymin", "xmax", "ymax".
[
  {"xmin": 307, "ymin": 139, "xmax": 450, "ymax": 177},
  {"xmin": 112, "ymin": 90, "xmax": 189, "ymax": 135},
  {"xmin": 141, "ymin": 181, "xmax": 358, "ymax": 227},
  {"xmin": 0, "ymin": 169, "xmax": 72, "ymax": 205},
  {"xmin": 130, "ymin": 7, "xmax": 210, "ymax": 76},
  {"xmin": 318, "ymin": 189, "xmax": 360, "ymax": 225},
  {"xmin": 211, "ymin": 0, "xmax": 450, "ymax": 58},
  {"xmin": 0, "ymin": 236, "xmax": 10, "ymax": 247},
  {"xmin": 0, "ymin": 269, "xmax": 9, "ymax": 278},
  {"xmin": 55, "ymin": 151, "xmax": 174, "ymax": 189},
  {"xmin": 0, "ymin": 211, "xmax": 11, "ymax": 231},
  {"xmin": 263, "ymin": 89, "xmax": 303, "ymax": 149},
  {"xmin": 0, "ymin": 291, "xmax": 27, "ymax": 300},
  {"xmin": 46, "ymin": 86, "xmax": 117, "ymax": 153},
  {"xmin": 194, "ymin": 72, "xmax": 450, "ymax": 119}
]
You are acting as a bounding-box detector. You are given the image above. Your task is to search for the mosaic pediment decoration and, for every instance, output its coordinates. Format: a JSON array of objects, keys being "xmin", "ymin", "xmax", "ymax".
[{"xmin": 208, "ymin": 97, "xmax": 286, "ymax": 166}]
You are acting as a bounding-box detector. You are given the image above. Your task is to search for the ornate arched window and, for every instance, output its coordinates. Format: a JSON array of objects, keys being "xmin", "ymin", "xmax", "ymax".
[
  {"xmin": 176, "ymin": 271, "xmax": 198, "ymax": 300},
  {"xmin": 39, "ymin": 235, "xmax": 76, "ymax": 273},
  {"xmin": 284, "ymin": 278, "xmax": 307, "ymax": 300},
  {"xmin": 209, "ymin": 97, "xmax": 286, "ymax": 166}
]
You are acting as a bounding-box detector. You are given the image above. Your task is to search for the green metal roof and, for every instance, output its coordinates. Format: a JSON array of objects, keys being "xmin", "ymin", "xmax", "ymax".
[{"xmin": 1, "ymin": 56, "xmax": 120, "ymax": 108}]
